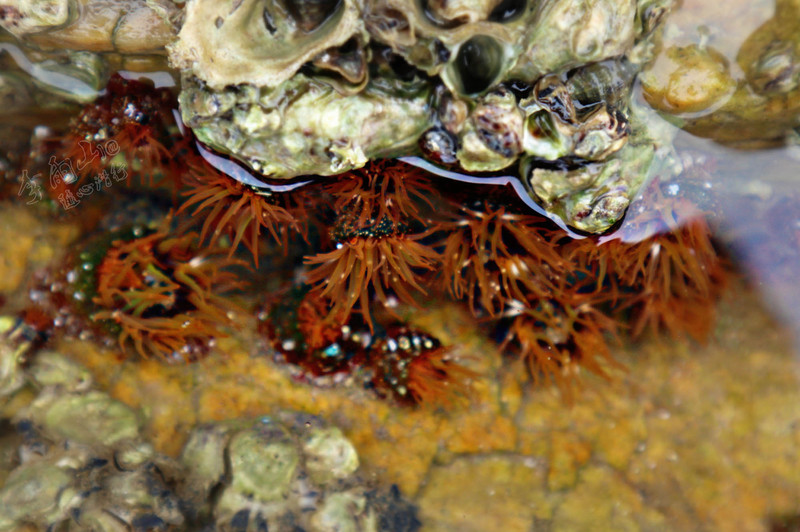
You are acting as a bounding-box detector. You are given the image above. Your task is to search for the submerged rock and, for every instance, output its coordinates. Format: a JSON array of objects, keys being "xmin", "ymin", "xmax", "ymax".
[
  {"xmin": 0, "ymin": 348, "xmax": 421, "ymax": 531},
  {"xmin": 179, "ymin": 412, "xmax": 420, "ymax": 532},
  {"xmin": 640, "ymin": 0, "xmax": 800, "ymax": 147}
]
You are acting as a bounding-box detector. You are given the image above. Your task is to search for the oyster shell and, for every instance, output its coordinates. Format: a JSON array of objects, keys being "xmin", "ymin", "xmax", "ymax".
[
  {"xmin": 169, "ymin": 0, "xmax": 367, "ymax": 90},
  {"xmin": 0, "ymin": 0, "xmax": 178, "ymax": 53},
  {"xmin": 0, "ymin": 0, "xmax": 71, "ymax": 37},
  {"xmin": 509, "ymin": 0, "xmax": 638, "ymax": 82},
  {"xmin": 0, "ymin": 44, "xmax": 107, "ymax": 103},
  {"xmin": 180, "ymin": 73, "xmax": 433, "ymax": 177},
  {"xmin": 365, "ymin": 0, "xmax": 528, "ymax": 97}
]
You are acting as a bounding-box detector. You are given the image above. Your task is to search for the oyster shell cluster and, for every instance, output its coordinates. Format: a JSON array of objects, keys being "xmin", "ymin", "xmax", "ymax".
[
  {"xmin": 169, "ymin": 0, "xmax": 673, "ymax": 232},
  {"xmin": 0, "ymin": 0, "xmax": 673, "ymax": 231},
  {"xmin": 0, "ymin": 324, "xmax": 421, "ymax": 532}
]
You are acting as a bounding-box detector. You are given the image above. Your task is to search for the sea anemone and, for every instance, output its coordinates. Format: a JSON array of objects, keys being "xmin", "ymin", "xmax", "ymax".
[
  {"xmin": 569, "ymin": 194, "xmax": 729, "ymax": 341},
  {"xmin": 86, "ymin": 220, "xmax": 244, "ymax": 362},
  {"xmin": 55, "ymin": 74, "xmax": 176, "ymax": 192},
  {"xmin": 502, "ymin": 292, "xmax": 621, "ymax": 399},
  {"xmin": 304, "ymin": 217, "xmax": 441, "ymax": 331},
  {"xmin": 439, "ymin": 199, "xmax": 568, "ymax": 317},
  {"xmin": 179, "ymin": 154, "xmax": 304, "ymax": 266},
  {"xmin": 303, "ymin": 160, "xmax": 443, "ymax": 330},
  {"xmin": 262, "ymin": 286, "xmax": 369, "ymax": 376},
  {"xmin": 368, "ymin": 326, "xmax": 475, "ymax": 407}
]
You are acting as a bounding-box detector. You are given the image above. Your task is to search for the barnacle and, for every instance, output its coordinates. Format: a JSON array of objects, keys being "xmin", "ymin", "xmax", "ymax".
[
  {"xmin": 523, "ymin": 127, "xmax": 657, "ymax": 234},
  {"xmin": 165, "ymin": 0, "xmax": 675, "ymax": 232},
  {"xmin": 85, "ymin": 222, "xmax": 244, "ymax": 362},
  {"xmin": 366, "ymin": 0, "xmax": 525, "ymax": 97},
  {"xmin": 510, "ymin": 0, "xmax": 641, "ymax": 81}
]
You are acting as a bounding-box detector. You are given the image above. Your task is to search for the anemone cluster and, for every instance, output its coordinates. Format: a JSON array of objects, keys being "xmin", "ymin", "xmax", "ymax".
[{"xmin": 3, "ymin": 74, "xmax": 731, "ymax": 407}]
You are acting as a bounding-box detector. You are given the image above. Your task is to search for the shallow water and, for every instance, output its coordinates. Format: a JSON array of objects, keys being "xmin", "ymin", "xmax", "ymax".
[{"xmin": 0, "ymin": 1, "xmax": 799, "ymax": 531}]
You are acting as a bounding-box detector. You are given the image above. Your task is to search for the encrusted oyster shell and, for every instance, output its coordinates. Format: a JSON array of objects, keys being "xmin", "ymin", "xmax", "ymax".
[
  {"xmin": 522, "ymin": 103, "xmax": 663, "ymax": 234},
  {"xmin": 509, "ymin": 0, "xmax": 639, "ymax": 81},
  {"xmin": 169, "ymin": 0, "xmax": 367, "ymax": 90},
  {"xmin": 0, "ymin": 0, "xmax": 178, "ymax": 53},
  {"xmin": 181, "ymin": 73, "xmax": 433, "ymax": 177},
  {"xmin": 166, "ymin": 0, "xmax": 674, "ymax": 231},
  {"xmin": 0, "ymin": 0, "xmax": 71, "ymax": 37},
  {"xmin": 366, "ymin": 0, "xmax": 527, "ymax": 97}
]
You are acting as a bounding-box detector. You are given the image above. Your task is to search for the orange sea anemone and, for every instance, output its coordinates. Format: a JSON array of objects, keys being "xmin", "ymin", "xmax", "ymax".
[
  {"xmin": 261, "ymin": 285, "xmax": 370, "ymax": 376},
  {"xmin": 179, "ymin": 155, "xmax": 304, "ymax": 266},
  {"xmin": 89, "ymin": 223, "xmax": 244, "ymax": 362},
  {"xmin": 569, "ymin": 196, "xmax": 729, "ymax": 341},
  {"xmin": 304, "ymin": 160, "xmax": 444, "ymax": 330},
  {"xmin": 440, "ymin": 200, "xmax": 569, "ymax": 317},
  {"xmin": 304, "ymin": 221, "xmax": 442, "ymax": 331},
  {"xmin": 369, "ymin": 326, "xmax": 475, "ymax": 407},
  {"xmin": 55, "ymin": 74, "xmax": 177, "ymax": 193},
  {"xmin": 614, "ymin": 218, "xmax": 727, "ymax": 341},
  {"xmin": 323, "ymin": 159, "xmax": 439, "ymax": 227},
  {"xmin": 502, "ymin": 292, "xmax": 621, "ymax": 399}
]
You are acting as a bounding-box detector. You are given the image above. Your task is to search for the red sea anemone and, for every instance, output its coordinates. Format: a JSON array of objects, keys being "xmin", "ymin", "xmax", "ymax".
[
  {"xmin": 369, "ymin": 326, "xmax": 475, "ymax": 407},
  {"xmin": 55, "ymin": 74, "xmax": 176, "ymax": 192}
]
